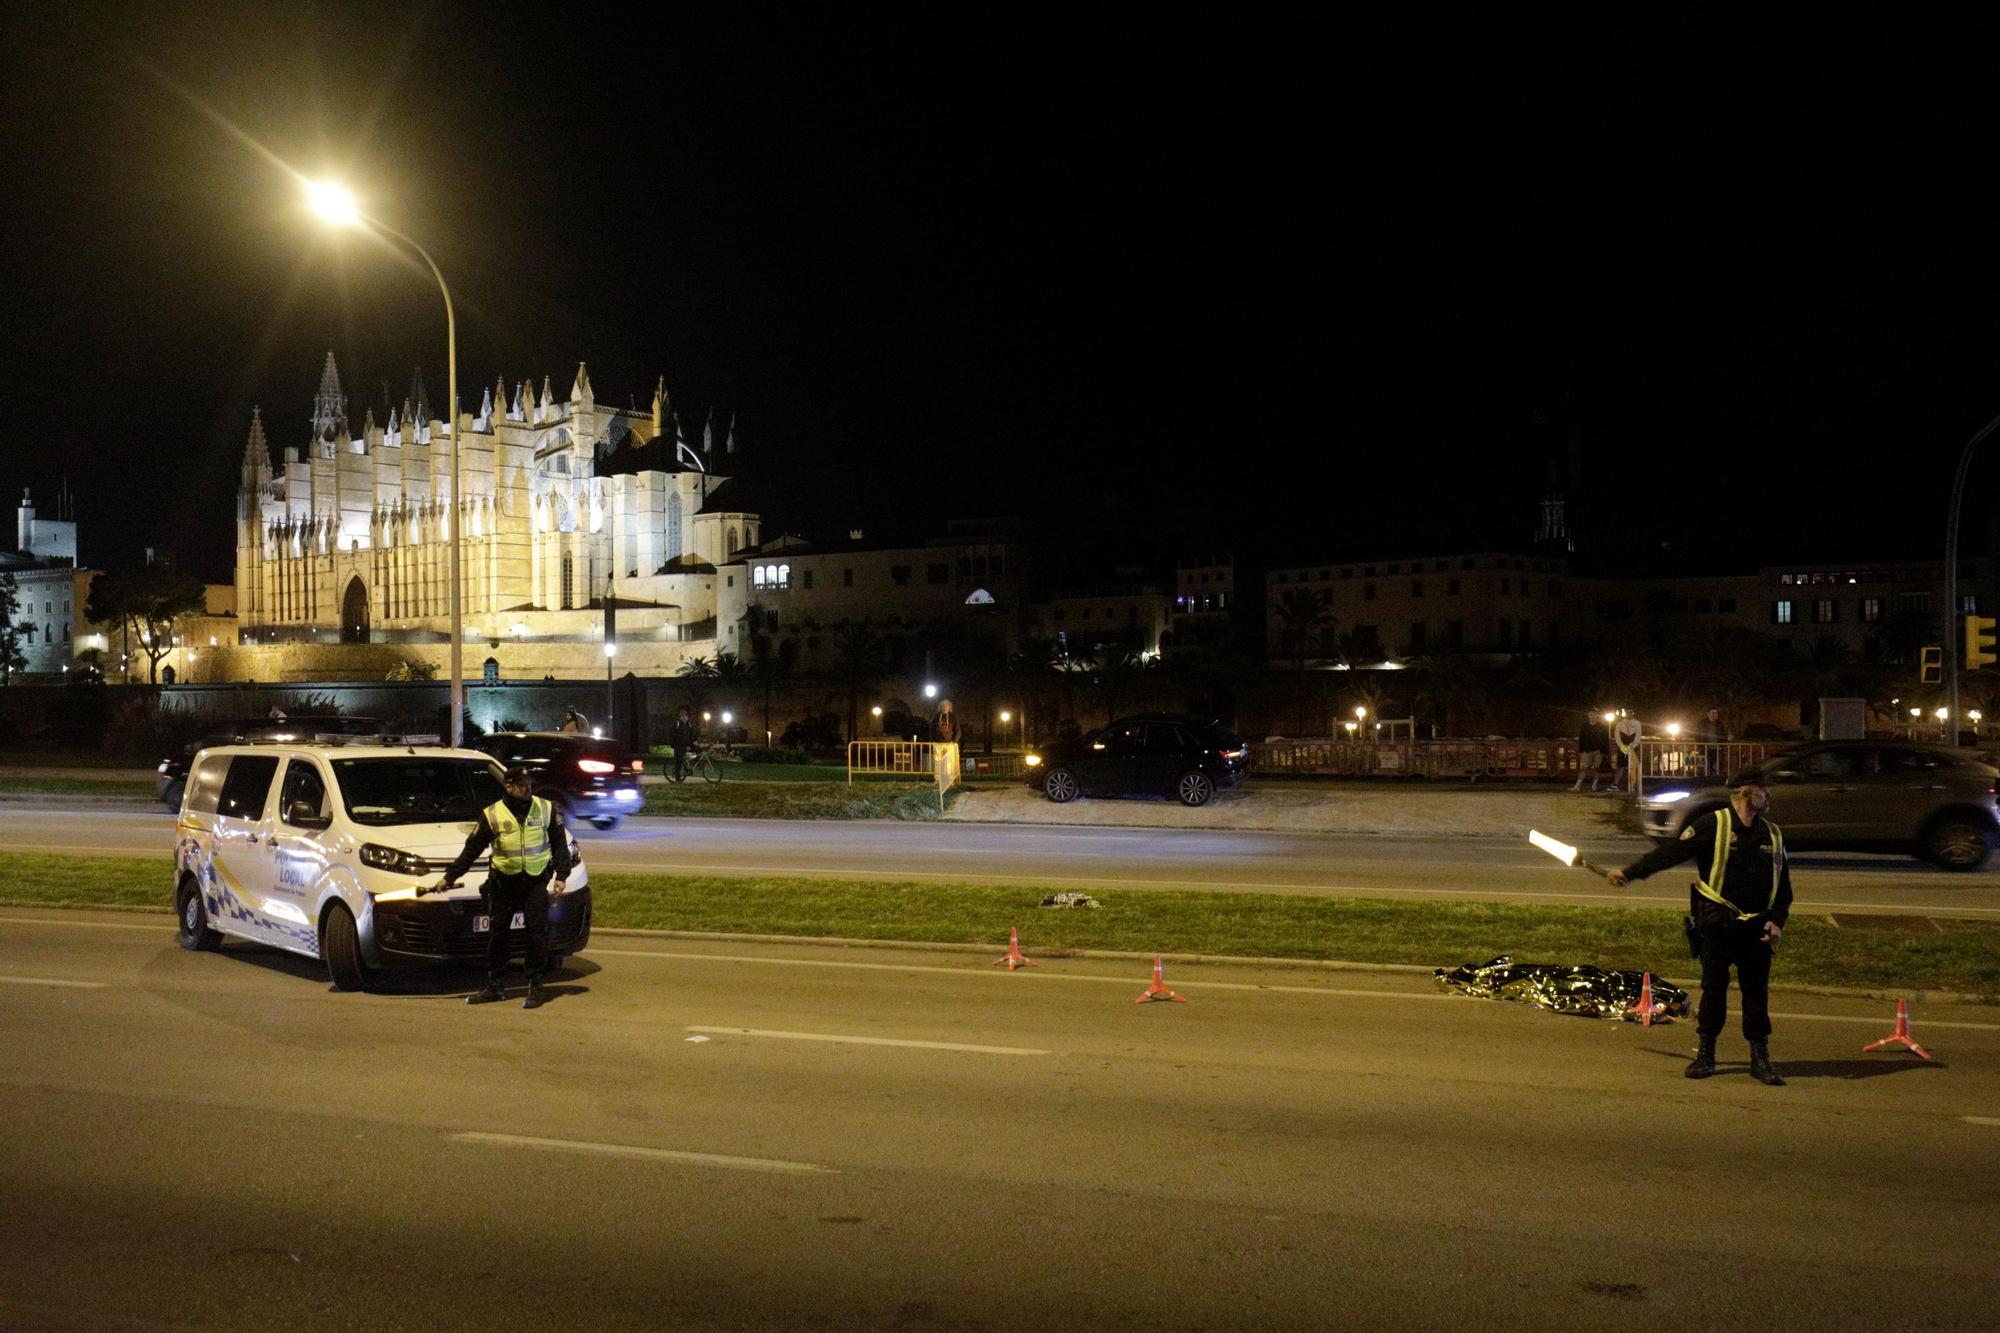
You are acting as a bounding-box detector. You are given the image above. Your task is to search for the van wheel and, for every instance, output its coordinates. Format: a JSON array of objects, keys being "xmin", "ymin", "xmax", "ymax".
[
  {"xmin": 1176, "ymin": 771, "xmax": 1215, "ymax": 807},
  {"xmin": 321, "ymin": 904, "xmax": 370, "ymax": 991},
  {"xmin": 1923, "ymin": 817, "xmax": 1992, "ymax": 871},
  {"xmin": 590, "ymin": 816, "xmax": 620, "ymax": 831},
  {"xmin": 1043, "ymin": 769, "xmax": 1079, "ymax": 803},
  {"xmin": 176, "ymin": 876, "xmax": 220, "ymax": 951}
]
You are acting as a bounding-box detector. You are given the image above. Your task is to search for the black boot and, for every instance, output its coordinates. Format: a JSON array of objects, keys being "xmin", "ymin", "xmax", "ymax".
[
  {"xmin": 1683, "ymin": 1034, "xmax": 1718, "ymax": 1079},
  {"xmin": 1748, "ymin": 1041, "xmax": 1786, "ymax": 1086},
  {"xmin": 465, "ymin": 982, "xmax": 504, "ymax": 1005},
  {"xmin": 522, "ymin": 976, "xmax": 549, "ymax": 1010}
]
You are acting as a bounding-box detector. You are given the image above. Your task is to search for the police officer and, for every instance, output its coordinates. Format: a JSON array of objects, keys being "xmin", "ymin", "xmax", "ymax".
[
  {"xmin": 1608, "ymin": 767, "xmax": 1792, "ymax": 1084},
  {"xmin": 433, "ymin": 766, "xmax": 573, "ymax": 1009},
  {"xmin": 668, "ymin": 704, "xmax": 700, "ymax": 782}
]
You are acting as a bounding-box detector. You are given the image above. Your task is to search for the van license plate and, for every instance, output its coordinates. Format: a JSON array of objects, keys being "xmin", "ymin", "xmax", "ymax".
[{"xmin": 472, "ymin": 913, "xmax": 526, "ymax": 933}]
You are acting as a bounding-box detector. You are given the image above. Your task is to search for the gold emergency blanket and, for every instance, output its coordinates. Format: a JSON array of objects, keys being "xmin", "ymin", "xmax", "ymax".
[{"xmin": 1433, "ymin": 955, "xmax": 1690, "ymax": 1021}]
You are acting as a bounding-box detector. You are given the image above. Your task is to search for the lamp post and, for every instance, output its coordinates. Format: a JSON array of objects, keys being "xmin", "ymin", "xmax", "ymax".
[
  {"xmin": 605, "ymin": 641, "xmax": 618, "ymax": 733},
  {"xmin": 307, "ymin": 181, "xmax": 465, "ymax": 747},
  {"xmin": 1943, "ymin": 408, "xmax": 2000, "ymax": 745}
]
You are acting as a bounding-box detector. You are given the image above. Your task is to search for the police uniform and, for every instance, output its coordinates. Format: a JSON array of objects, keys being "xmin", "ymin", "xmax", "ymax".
[
  {"xmin": 442, "ymin": 789, "xmax": 574, "ymax": 1006},
  {"xmin": 1616, "ymin": 797, "xmax": 1793, "ymax": 1083}
]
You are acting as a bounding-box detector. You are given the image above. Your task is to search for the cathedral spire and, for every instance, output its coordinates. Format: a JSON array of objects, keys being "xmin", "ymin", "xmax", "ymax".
[
  {"xmin": 311, "ymin": 351, "xmax": 345, "ymax": 441},
  {"xmin": 410, "ymin": 366, "xmax": 431, "ymax": 426},
  {"xmin": 703, "ymin": 405, "xmax": 715, "ymax": 455},
  {"xmin": 243, "ymin": 406, "xmax": 270, "ymax": 472},
  {"xmin": 726, "ymin": 410, "xmax": 737, "ymax": 455},
  {"xmin": 569, "ymin": 362, "xmax": 593, "ymax": 409}
]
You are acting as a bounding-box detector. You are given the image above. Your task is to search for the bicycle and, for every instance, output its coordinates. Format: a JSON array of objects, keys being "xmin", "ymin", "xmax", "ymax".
[{"xmin": 670, "ymin": 745, "xmax": 722, "ymax": 784}]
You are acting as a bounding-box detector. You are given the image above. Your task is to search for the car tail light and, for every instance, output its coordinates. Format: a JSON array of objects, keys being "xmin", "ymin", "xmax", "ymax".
[
  {"xmin": 1221, "ymin": 748, "xmax": 1248, "ymax": 761},
  {"xmin": 630, "ymin": 758, "xmax": 644, "ymax": 773},
  {"xmin": 578, "ymin": 758, "xmax": 615, "ymax": 775}
]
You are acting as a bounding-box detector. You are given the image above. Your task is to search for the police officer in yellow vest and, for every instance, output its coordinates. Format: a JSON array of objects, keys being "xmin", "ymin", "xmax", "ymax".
[
  {"xmin": 1608, "ymin": 767, "xmax": 1793, "ymax": 1084},
  {"xmin": 438, "ymin": 766, "xmax": 574, "ymax": 1009}
]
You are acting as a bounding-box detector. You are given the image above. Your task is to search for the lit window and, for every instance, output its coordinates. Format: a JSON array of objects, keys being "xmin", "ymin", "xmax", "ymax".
[{"xmin": 1774, "ymin": 600, "xmax": 1793, "ymax": 625}]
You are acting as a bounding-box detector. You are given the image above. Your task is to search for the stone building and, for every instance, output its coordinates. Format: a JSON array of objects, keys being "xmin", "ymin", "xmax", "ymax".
[
  {"xmin": 3, "ymin": 488, "xmax": 90, "ymax": 676},
  {"xmin": 230, "ymin": 355, "xmax": 756, "ymax": 680}
]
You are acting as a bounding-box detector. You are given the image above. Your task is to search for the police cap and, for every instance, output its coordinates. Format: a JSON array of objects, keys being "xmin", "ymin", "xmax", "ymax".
[
  {"xmin": 1727, "ymin": 767, "xmax": 1768, "ymax": 790},
  {"xmin": 503, "ymin": 765, "xmax": 534, "ymax": 786}
]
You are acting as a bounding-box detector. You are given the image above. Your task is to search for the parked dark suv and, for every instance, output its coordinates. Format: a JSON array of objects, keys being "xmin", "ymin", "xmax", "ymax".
[
  {"xmin": 1640, "ymin": 740, "xmax": 2000, "ymax": 870},
  {"xmin": 473, "ymin": 732, "xmax": 646, "ymax": 829},
  {"xmin": 156, "ymin": 716, "xmax": 382, "ymax": 811},
  {"xmin": 1026, "ymin": 714, "xmax": 1250, "ymax": 807}
]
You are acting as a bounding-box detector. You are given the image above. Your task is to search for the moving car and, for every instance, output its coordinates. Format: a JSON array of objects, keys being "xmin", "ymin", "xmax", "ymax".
[
  {"xmin": 1025, "ymin": 713, "xmax": 1250, "ymax": 807},
  {"xmin": 1639, "ymin": 740, "xmax": 2000, "ymax": 870},
  {"xmin": 156, "ymin": 716, "xmax": 382, "ymax": 810},
  {"xmin": 473, "ymin": 731, "xmax": 646, "ymax": 829},
  {"xmin": 173, "ymin": 738, "xmax": 592, "ymax": 990}
]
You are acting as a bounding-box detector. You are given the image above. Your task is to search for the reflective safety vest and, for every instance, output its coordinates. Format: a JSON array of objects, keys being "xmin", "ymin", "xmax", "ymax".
[
  {"xmin": 485, "ymin": 797, "xmax": 553, "ymax": 876},
  {"xmin": 1695, "ymin": 808, "xmax": 1784, "ymax": 920}
]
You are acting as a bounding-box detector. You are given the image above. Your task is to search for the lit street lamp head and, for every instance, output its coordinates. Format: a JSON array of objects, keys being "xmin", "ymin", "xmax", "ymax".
[{"xmin": 306, "ymin": 180, "xmax": 360, "ymax": 227}]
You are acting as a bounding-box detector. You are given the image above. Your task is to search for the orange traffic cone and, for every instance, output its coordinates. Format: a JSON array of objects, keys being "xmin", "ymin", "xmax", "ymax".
[
  {"xmin": 1135, "ymin": 954, "xmax": 1189, "ymax": 1004},
  {"xmin": 992, "ymin": 925, "xmax": 1037, "ymax": 971},
  {"xmin": 1624, "ymin": 971, "xmax": 1666, "ymax": 1027},
  {"xmin": 1862, "ymin": 997, "xmax": 1933, "ymax": 1061}
]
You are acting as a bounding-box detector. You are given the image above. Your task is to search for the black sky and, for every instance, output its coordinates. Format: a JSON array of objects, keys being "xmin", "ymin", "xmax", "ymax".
[{"xmin": 4, "ymin": 4, "xmax": 1998, "ymax": 584}]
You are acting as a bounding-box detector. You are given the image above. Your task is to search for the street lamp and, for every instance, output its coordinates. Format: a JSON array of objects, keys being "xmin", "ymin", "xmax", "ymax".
[
  {"xmin": 924, "ymin": 683, "xmax": 939, "ymax": 700},
  {"xmin": 307, "ymin": 179, "xmax": 466, "ymax": 747},
  {"xmin": 1665, "ymin": 722, "xmax": 1682, "ymax": 737},
  {"xmin": 604, "ymin": 640, "xmax": 618, "ymax": 733}
]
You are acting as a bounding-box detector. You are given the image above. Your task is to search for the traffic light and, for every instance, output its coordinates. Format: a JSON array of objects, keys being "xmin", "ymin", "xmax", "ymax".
[
  {"xmin": 1919, "ymin": 645, "xmax": 1942, "ymax": 683},
  {"xmin": 1968, "ymin": 615, "xmax": 1999, "ymax": 672}
]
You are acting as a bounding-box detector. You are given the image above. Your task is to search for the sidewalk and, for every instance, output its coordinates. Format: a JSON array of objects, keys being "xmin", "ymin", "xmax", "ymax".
[{"xmin": 946, "ymin": 782, "xmax": 1637, "ymax": 837}]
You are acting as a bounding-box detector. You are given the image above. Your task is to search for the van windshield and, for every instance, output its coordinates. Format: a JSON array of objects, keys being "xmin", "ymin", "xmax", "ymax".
[{"xmin": 332, "ymin": 758, "xmax": 507, "ymax": 826}]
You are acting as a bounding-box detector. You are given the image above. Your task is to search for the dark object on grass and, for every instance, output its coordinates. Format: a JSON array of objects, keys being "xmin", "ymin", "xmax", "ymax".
[
  {"xmin": 1433, "ymin": 955, "xmax": 1689, "ymax": 1021},
  {"xmin": 1039, "ymin": 891, "xmax": 1101, "ymax": 909}
]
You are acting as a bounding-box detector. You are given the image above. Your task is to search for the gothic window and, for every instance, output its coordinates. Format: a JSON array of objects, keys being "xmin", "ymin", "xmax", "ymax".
[
  {"xmin": 727, "ymin": 527, "xmax": 740, "ymax": 556},
  {"xmin": 562, "ymin": 554, "xmax": 575, "ymax": 610},
  {"xmin": 665, "ymin": 493, "xmax": 683, "ymax": 560}
]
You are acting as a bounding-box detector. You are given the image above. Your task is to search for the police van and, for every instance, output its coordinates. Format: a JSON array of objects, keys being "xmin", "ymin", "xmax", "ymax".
[{"xmin": 173, "ymin": 737, "xmax": 592, "ymax": 990}]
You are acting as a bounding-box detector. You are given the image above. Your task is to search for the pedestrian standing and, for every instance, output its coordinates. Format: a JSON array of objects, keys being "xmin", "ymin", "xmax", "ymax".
[
  {"xmin": 1607, "ymin": 767, "xmax": 1792, "ymax": 1084},
  {"xmin": 559, "ymin": 706, "xmax": 586, "ymax": 733},
  {"xmin": 931, "ymin": 697, "xmax": 960, "ymax": 746},
  {"xmin": 669, "ymin": 703, "xmax": 700, "ymax": 781},
  {"xmin": 433, "ymin": 766, "xmax": 574, "ymax": 1009},
  {"xmin": 1572, "ymin": 714, "xmax": 1607, "ymax": 791}
]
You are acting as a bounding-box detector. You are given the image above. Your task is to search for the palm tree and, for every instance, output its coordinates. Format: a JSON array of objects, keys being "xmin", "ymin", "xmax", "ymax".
[
  {"xmin": 833, "ymin": 622, "xmax": 885, "ymax": 741},
  {"xmin": 1408, "ymin": 652, "xmax": 1490, "ymax": 738},
  {"xmin": 1271, "ymin": 588, "xmax": 1333, "ymax": 732},
  {"xmin": 676, "ymin": 656, "xmax": 718, "ymax": 679}
]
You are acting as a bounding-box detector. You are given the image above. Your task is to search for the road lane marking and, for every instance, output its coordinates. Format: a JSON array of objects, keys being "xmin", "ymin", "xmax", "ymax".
[
  {"xmin": 0, "ymin": 975, "xmax": 108, "ymax": 989},
  {"xmin": 591, "ymin": 947, "xmax": 1461, "ymax": 1001},
  {"xmin": 685, "ymin": 1025, "xmax": 1050, "ymax": 1055},
  {"xmin": 592, "ymin": 948, "xmax": 2000, "ymax": 1027},
  {"xmin": 446, "ymin": 1131, "xmax": 835, "ymax": 1174},
  {"xmin": 0, "ymin": 916, "xmax": 163, "ymax": 931},
  {"xmin": 1963, "ymin": 1117, "xmax": 2000, "ymax": 1127}
]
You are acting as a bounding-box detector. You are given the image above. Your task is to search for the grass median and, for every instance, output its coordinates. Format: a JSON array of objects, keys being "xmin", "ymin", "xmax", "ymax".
[
  {"xmin": 5, "ymin": 851, "xmax": 1997, "ymax": 997},
  {"xmin": 0, "ymin": 777, "xmax": 157, "ymax": 800},
  {"xmin": 640, "ymin": 782, "xmax": 953, "ymax": 820}
]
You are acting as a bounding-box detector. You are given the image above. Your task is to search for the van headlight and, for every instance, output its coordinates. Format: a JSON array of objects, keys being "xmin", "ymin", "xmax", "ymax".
[
  {"xmin": 359, "ymin": 843, "xmax": 427, "ymax": 876},
  {"xmin": 1650, "ymin": 790, "xmax": 1692, "ymax": 805},
  {"xmin": 1024, "ymin": 753, "xmax": 1042, "ymax": 767}
]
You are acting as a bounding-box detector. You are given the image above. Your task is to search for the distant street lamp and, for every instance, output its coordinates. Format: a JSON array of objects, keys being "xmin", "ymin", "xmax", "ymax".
[
  {"xmin": 924, "ymin": 683, "xmax": 939, "ymax": 700},
  {"xmin": 1665, "ymin": 722, "xmax": 1682, "ymax": 737},
  {"xmin": 307, "ymin": 179, "xmax": 466, "ymax": 746},
  {"xmin": 604, "ymin": 640, "xmax": 618, "ymax": 733}
]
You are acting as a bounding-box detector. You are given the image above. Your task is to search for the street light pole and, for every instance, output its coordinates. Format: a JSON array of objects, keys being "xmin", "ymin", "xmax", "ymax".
[
  {"xmin": 1944, "ymin": 409, "xmax": 2000, "ymax": 747},
  {"xmin": 306, "ymin": 184, "xmax": 465, "ymax": 747}
]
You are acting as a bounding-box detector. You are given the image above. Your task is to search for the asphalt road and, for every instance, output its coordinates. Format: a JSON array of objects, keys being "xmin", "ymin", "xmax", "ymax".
[
  {"xmin": 5, "ymin": 805, "xmax": 1998, "ymax": 919},
  {"xmin": 2, "ymin": 910, "xmax": 1995, "ymax": 1331}
]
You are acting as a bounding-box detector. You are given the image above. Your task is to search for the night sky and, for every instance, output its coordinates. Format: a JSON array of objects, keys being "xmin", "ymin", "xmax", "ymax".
[{"xmin": 5, "ymin": 4, "xmax": 1998, "ymax": 585}]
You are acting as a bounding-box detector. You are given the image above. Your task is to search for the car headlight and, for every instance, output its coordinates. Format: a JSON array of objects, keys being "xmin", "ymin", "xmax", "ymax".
[
  {"xmin": 359, "ymin": 843, "xmax": 427, "ymax": 876},
  {"xmin": 1024, "ymin": 754, "xmax": 1042, "ymax": 767},
  {"xmin": 1650, "ymin": 790, "xmax": 1693, "ymax": 805}
]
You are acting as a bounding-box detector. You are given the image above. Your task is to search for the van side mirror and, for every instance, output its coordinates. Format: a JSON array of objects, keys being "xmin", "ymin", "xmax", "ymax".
[{"xmin": 287, "ymin": 800, "xmax": 328, "ymax": 828}]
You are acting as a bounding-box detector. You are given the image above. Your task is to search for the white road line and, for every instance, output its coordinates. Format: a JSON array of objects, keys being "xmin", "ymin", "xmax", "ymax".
[
  {"xmin": 1771, "ymin": 1011, "xmax": 2000, "ymax": 1032},
  {"xmin": 591, "ymin": 947, "xmax": 1457, "ymax": 1000},
  {"xmin": 685, "ymin": 1025, "xmax": 1050, "ymax": 1055},
  {"xmin": 1963, "ymin": 1117, "xmax": 2000, "ymax": 1127},
  {"xmin": 0, "ymin": 917, "xmax": 163, "ymax": 931},
  {"xmin": 446, "ymin": 1132, "xmax": 835, "ymax": 1174},
  {"xmin": 0, "ymin": 975, "xmax": 108, "ymax": 989}
]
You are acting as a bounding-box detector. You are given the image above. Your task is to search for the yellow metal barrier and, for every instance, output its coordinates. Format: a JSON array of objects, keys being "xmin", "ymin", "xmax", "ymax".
[{"xmin": 847, "ymin": 740, "xmax": 962, "ymax": 811}]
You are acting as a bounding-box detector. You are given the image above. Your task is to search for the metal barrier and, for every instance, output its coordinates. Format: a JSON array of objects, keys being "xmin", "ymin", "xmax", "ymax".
[
  {"xmin": 1635, "ymin": 740, "xmax": 1768, "ymax": 784},
  {"xmin": 847, "ymin": 740, "xmax": 962, "ymax": 811}
]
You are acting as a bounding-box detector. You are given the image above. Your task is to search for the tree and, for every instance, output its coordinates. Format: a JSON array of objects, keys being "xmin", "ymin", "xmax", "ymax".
[
  {"xmin": 84, "ymin": 562, "xmax": 207, "ymax": 684},
  {"xmin": 676, "ymin": 655, "xmax": 718, "ymax": 678},
  {"xmin": 0, "ymin": 573, "xmax": 34, "ymax": 684},
  {"xmin": 1271, "ymin": 588, "xmax": 1333, "ymax": 677},
  {"xmin": 1407, "ymin": 652, "xmax": 1491, "ymax": 738},
  {"xmin": 833, "ymin": 622, "xmax": 886, "ymax": 741},
  {"xmin": 385, "ymin": 659, "xmax": 438, "ymax": 681}
]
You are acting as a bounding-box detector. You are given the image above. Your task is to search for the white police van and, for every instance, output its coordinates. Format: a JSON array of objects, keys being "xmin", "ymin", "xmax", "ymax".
[{"xmin": 173, "ymin": 737, "xmax": 592, "ymax": 990}]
